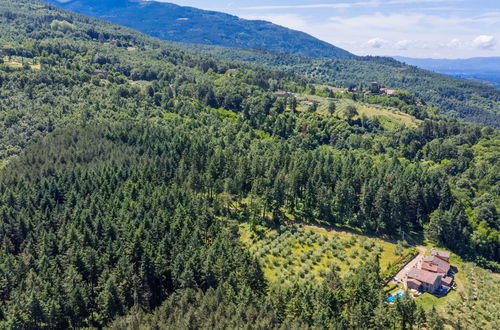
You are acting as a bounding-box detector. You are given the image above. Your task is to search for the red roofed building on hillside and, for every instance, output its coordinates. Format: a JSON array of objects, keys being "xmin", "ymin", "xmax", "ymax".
[
  {"xmin": 441, "ymin": 276, "xmax": 454, "ymax": 289},
  {"xmin": 274, "ymin": 91, "xmax": 292, "ymax": 98},
  {"xmin": 406, "ymin": 278, "xmax": 422, "ymax": 291},
  {"xmin": 421, "ymin": 256, "xmax": 451, "ymax": 275},
  {"xmin": 406, "ymin": 268, "xmax": 442, "ymax": 293}
]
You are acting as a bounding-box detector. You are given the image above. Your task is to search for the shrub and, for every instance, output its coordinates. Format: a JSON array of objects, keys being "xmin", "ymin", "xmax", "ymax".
[
  {"xmin": 50, "ymin": 19, "xmax": 76, "ymax": 33},
  {"xmin": 337, "ymin": 250, "xmax": 346, "ymax": 261},
  {"xmin": 362, "ymin": 240, "xmax": 375, "ymax": 251},
  {"xmin": 349, "ymin": 249, "xmax": 359, "ymax": 259},
  {"xmin": 346, "ymin": 236, "xmax": 357, "ymax": 247},
  {"xmin": 395, "ymin": 240, "xmax": 406, "ymax": 256}
]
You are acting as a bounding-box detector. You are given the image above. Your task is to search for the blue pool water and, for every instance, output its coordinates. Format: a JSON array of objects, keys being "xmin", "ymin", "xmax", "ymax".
[{"xmin": 386, "ymin": 291, "xmax": 405, "ymax": 302}]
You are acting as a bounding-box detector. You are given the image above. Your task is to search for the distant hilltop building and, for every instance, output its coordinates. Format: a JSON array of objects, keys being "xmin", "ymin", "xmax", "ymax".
[
  {"xmin": 369, "ymin": 82, "xmax": 397, "ymax": 96},
  {"xmin": 274, "ymin": 91, "xmax": 293, "ymax": 98},
  {"xmin": 379, "ymin": 87, "xmax": 396, "ymax": 96},
  {"xmin": 93, "ymin": 69, "xmax": 109, "ymax": 79}
]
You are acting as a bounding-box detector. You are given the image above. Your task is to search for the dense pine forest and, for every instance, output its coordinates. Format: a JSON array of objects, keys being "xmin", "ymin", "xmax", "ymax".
[{"xmin": 0, "ymin": 0, "xmax": 498, "ymax": 328}]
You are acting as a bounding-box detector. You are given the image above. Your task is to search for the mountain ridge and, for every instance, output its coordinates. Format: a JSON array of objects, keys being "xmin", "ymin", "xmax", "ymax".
[
  {"xmin": 45, "ymin": 0, "xmax": 354, "ymax": 58},
  {"xmin": 394, "ymin": 56, "xmax": 500, "ymax": 89}
]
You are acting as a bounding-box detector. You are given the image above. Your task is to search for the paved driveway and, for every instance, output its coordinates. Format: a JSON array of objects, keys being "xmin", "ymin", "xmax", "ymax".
[{"xmin": 392, "ymin": 247, "xmax": 426, "ymax": 283}]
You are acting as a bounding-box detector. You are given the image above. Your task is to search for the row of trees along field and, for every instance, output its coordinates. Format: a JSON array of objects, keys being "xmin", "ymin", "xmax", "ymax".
[{"xmin": 0, "ymin": 0, "xmax": 498, "ymax": 327}]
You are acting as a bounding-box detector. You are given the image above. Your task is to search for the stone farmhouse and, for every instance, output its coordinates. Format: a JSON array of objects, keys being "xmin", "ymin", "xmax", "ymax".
[{"xmin": 405, "ymin": 249, "xmax": 454, "ymax": 294}]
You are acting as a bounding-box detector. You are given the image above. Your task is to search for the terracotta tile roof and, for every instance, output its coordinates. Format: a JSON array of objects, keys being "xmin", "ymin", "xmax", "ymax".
[
  {"xmin": 431, "ymin": 249, "xmax": 450, "ymax": 260},
  {"xmin": 408, "ymin": 268, "xmax": 441, "ymax": 285},
  {"xmin": 407, "ymin": 278, "xmax": 422, "ymax": 287},
  {"xmin": 274, "ymin": 91, "xmax": 292, "ymax": 97},
  {"xmin": 422, "ymin": 256, "xmax": 450, "ymax": 273},
  {"xmin": 442, "ymin": 277, "xmax": 453, "ymax": 286},
  {"xmin": 421, "ymin": 263, "xmax": 439, "ymax": 273}
]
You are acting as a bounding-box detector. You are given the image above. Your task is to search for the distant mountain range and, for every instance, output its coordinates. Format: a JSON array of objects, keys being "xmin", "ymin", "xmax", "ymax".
[
  {"xmin": 394, "ymin": 57, "xmax": 500, "ymax": 89},
  {"xmin": 45, "ymin": 0, "xmax": 354, "ymax": 58}
]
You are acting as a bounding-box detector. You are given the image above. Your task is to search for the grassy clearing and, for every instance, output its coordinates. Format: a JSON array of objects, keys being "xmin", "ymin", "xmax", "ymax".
[
  {"xmin": 2, "ymin": 56, "xmax": 40, "ymax": 70},
  {"xmin": 293, "ymin": 92, "xmax": 419, "ymax": 130},
  {"xmin": 240, "ymin": 222, "xmax": 412, "ymax": 285}
]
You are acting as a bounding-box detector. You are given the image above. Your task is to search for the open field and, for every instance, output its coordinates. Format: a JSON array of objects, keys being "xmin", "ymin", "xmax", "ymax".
[
  {"xmin": 2, "ymin": 56, "xmax": 41, "ymax": 70},
  {"xmin": 294, "ymin": 93, "xmax": 420, "ymax": 129},
  {"xmin": 240, "ymin": 222, "xmax": 413, "ymax": 284}
]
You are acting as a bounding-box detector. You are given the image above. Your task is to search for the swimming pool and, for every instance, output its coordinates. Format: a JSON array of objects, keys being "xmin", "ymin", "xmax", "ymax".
[{"xmin": 386, "ymin": 291, "xmax": 405, "ymax": 302}]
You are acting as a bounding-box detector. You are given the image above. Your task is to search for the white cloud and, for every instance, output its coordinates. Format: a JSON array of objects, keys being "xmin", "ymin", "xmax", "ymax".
[
  {"xmin": 240, "ymin": 9, "xmax": 500, "ymax": 57},
  {"xmin": 366, "ymin": 38, "xmax": 389, "ymax": 49},
  {"xmin": 395, "ymin": 40, "xmax": 413, "ymax": 50},
  {"xmin": 446, "ymin": 38, "xmax": 461, "ymax": 48},
  {"xmin": 472, "ymin": 35, "xmax": 496, "ymax": 49},
  {"xmin": 239, "ymin": 0, "xmax": 457, "ymax": 11}
]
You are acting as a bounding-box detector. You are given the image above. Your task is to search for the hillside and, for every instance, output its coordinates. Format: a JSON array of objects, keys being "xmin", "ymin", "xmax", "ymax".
[
  {"xmin": 179, "ymin": 44, "xmax": 500, "ymax": 128},
  {"xmin": 395, "ymin": 56, "xmax": 500, "ymax": 89},
  {"xmin": 45, "ymin": 0, "xmax": 353, "ymax": 59},
  {"xmin": 0, "ymin": 0, "xmax": 498, "ymax": 328},
  {"xmin": 42, "ymin": 1, "xmax": 500, "ymax": 126}
]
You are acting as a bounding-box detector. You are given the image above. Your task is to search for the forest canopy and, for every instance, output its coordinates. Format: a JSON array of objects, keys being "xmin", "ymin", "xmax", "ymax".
[{"xmin": 0, "ymin": 0, "xmax": 498, "ymax": 328}]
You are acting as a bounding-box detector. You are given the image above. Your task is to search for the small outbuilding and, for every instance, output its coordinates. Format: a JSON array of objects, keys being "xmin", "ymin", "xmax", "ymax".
[{"xmin": 431, "ymin": 249, "xmax": 451, "ymax": 262}]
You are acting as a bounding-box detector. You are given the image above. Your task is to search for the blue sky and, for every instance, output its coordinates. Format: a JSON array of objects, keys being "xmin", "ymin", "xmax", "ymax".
[{"xmin": 158, "ymin": 0, "xmax": 500, "ymax": 58}]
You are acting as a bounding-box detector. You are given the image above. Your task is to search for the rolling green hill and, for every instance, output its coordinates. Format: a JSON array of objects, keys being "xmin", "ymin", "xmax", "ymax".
[
  {"xmin": 45, "ymin": 0, "xmax": 354, "ymax": 58},
  {"xmin": 178, "ymin": 44, "xmax": 500, "ymax": 128},
  {"xmin": 43, "ymin": 1, "xmax": 500, "ymax": 126},
  {"xmin": 0, "ymin": 0, "xmax": 498, "ymax": 328}
]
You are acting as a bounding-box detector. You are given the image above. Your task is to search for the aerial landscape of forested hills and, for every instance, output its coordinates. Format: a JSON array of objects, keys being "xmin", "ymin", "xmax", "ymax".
[
  {"xmin": 45, "ymin": 0, "xmax": 500, "ymax": 128},
  {"xmin": 45, "ymin": 0, "xmax": 354, "ymax": 59},
  {"xmin": 0, "ymin": 0, "xmax": 498, "ymax": 328},
  {"xmin": 178, "ymin": 44, "xmax": 500, "ymax": 128}
]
